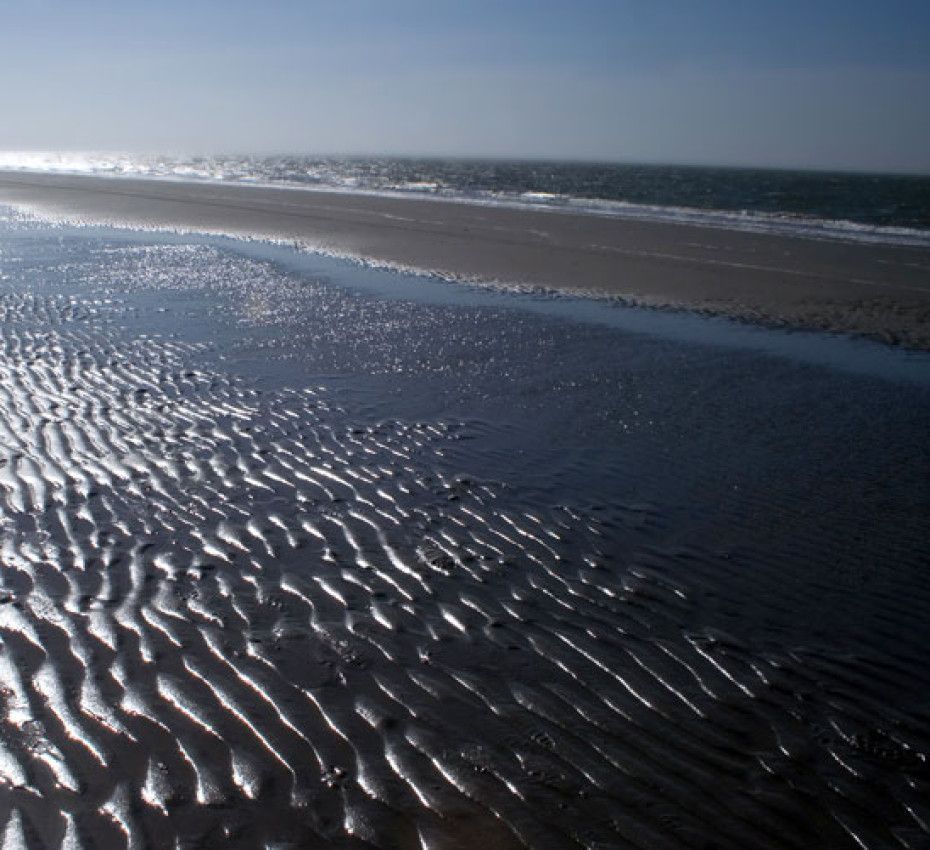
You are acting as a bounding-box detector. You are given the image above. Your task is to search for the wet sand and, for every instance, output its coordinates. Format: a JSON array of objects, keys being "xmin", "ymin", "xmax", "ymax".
[
  {"xmin": 0, "ymin": 217, "xmax": 929, "ymax": 848},
  {"xmin": 1, "ymin": 170, "xmax": 930, "ymax": 348}
]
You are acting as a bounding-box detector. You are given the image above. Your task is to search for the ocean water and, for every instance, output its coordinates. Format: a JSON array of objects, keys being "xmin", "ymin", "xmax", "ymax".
[
  {"xmin": 2, "ymin": 151, "xmax": 930, "ymax": 246},
  {"xmin": 0, "ymin": 209, "xmax": 929, "ymax": 849}
]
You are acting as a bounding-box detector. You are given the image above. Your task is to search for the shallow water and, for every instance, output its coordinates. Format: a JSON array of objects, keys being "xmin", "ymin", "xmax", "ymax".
[{"xmin": 0, "ymin": 215, "xmax": 928, "ymax": 849}]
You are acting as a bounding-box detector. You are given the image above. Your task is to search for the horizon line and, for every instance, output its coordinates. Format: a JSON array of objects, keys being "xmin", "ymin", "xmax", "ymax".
[{"xmin": 0, "ymin": 148, "xmax": 928, "ymax": 179}]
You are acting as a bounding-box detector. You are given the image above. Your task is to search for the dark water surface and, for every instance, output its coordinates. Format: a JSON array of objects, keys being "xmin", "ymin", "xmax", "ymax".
[{"xmin": 0, "ymin": 215, "xmax": 928, "ymax": 849}]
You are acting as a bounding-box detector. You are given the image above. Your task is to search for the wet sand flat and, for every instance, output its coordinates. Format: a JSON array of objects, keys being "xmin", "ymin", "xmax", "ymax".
[
  {"xmin": 0, "ymin": 214, "xmax": 929, "ymax": 849},
  {"xmin": 1, "ymin": 170, "xmax": 930, "ymax": 348}
]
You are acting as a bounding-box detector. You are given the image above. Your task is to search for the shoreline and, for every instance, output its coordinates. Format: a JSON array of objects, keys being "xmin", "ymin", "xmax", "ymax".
[{"xmin": 2, "ymin": 169, "xmax": 930, "ymax": 349}]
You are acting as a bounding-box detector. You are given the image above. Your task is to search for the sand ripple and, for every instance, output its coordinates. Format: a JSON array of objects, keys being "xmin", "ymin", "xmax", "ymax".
[{"xmin": 0, "ymin": 263, "xmax": 927, "ymax": 849}]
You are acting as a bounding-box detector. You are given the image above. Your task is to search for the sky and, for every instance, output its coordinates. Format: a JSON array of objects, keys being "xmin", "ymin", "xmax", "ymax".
[{"xmin": 1, "ymin": 0, "xmax": 929, "ymax": 172}]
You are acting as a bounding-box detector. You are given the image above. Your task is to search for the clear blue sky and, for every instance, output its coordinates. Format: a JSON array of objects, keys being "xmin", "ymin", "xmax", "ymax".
[{"xmin": 2, "ymin": 0, "xmax": 929, "ymax": 171}]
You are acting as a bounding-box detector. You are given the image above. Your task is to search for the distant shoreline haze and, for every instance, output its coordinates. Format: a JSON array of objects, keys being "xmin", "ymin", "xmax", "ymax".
[{"xmin": 2, "ymin": 151, "xmax": 930, "ymax": 179}]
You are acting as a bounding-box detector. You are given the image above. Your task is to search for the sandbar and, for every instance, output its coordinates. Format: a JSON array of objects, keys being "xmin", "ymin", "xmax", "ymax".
[{"xmin": 1, "ymin": 170, "xmax": 928, "ymax": 348}]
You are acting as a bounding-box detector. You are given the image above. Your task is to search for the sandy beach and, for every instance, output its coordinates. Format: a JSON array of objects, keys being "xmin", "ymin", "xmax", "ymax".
[
  {"xmin": 2, "ymin": 170, "xmax": 929, "ymax": 348},
  {"xmin": 0, "ymin": 195, "xmax": 928, "ymax": 849}
]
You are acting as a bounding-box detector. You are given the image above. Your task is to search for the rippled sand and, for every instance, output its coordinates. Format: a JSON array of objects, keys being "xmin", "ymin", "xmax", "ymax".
[{"xmin": 0, "ymin": 216, "xmax": 929, "ymax": 849}]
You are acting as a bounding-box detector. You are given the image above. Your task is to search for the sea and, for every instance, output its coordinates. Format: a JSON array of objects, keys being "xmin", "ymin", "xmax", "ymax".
[{"xmin": 1, "ymin": 151, "xmax": 930, "ymax": 246}]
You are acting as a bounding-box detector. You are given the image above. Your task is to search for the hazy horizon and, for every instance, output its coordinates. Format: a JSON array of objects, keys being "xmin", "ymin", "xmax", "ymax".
[
  {"xmin": 4, "ymin": 148, "xmax": 930, "ymax": 178},
  {"xmin": 2, "ymin": 1, "xmax": 929, "ymax": 173}
]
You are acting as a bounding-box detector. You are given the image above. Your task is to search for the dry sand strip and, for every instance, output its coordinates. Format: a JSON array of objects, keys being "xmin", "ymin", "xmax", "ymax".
[{"xmin": 1, "ymin": 170, "xmax": 929, "ymax": 348}]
